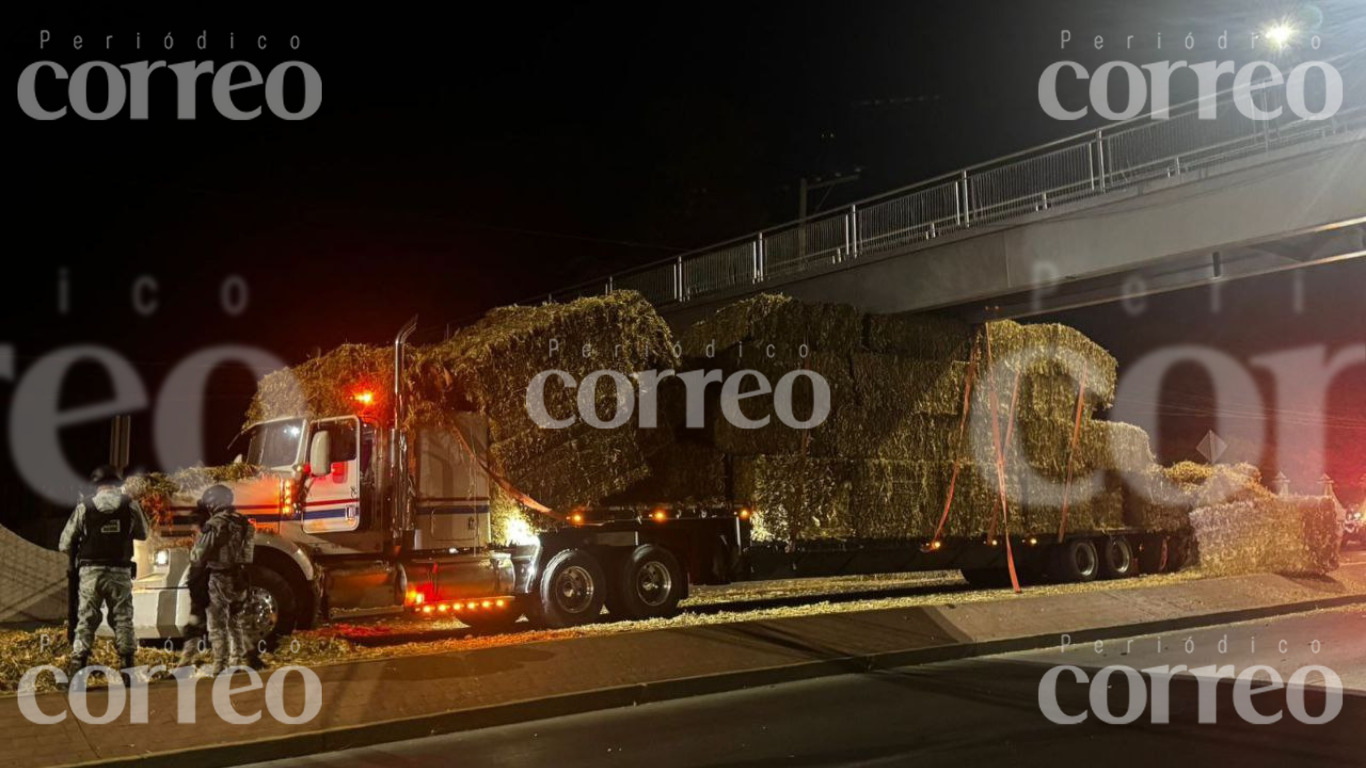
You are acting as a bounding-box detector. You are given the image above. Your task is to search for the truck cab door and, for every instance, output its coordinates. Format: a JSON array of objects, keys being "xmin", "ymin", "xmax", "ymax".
[{"xmin": 302, "ymin": 416, "xmax": 363, "ymax": 534}]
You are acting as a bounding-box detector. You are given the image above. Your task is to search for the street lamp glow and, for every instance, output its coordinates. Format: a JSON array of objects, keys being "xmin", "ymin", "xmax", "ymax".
[{"xmin": 1265, "ymin": 22, "xmax": 1296, "ymax": 50}]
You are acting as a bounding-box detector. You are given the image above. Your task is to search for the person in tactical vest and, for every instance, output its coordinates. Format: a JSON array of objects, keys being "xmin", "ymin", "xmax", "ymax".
[
  {"xmin": 58, "ymin": 465, "xmax": 149, "ymax": 683},
  {"xmin": 175, "ymin": 502, "xmax": 213, "ymax": 668},
  {"xmin": 188, "ymin": 484, "xmax": 257, "ymax": 674}
]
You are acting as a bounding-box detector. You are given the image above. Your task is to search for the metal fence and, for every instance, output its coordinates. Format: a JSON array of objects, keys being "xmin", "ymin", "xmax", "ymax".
[{"xmin": 543, "ymin": 62, "xmax": 1366, "ymax": 308}]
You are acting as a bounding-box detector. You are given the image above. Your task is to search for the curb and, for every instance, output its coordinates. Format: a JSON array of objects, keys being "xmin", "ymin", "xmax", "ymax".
[{"xmin": 69, "ymin": 590, "xmax": 1366, "ymax": 768}]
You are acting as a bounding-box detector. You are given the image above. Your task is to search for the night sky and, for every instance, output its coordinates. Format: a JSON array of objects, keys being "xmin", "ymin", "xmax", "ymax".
[{"xmin": 5, "ymin": 1, "xmax": 1364, "ymax": 542}]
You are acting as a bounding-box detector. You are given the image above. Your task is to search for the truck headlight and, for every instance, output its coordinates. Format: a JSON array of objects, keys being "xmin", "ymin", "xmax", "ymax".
[{"xmin": 154, "ymin": 549, "xmax": 170, "ymax": 568}]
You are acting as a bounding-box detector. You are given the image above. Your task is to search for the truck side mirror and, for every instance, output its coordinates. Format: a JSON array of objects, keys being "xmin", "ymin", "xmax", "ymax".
[{"xmin": 309, "ymin": 432, "xmax": 332, "ymax": 477}]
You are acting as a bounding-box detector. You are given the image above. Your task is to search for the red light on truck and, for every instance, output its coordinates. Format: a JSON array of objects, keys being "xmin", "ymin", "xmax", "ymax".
[
  {"xmin": 467, "ymin": 602, "xmax": 478, "ymax": 611},
  {"xmin": 354, "ymin": 391, "xmax": 375, "ymax": 406},
  {"xmin": 495, "ymin": 599, "xmax": 506, "ymax": 608}
]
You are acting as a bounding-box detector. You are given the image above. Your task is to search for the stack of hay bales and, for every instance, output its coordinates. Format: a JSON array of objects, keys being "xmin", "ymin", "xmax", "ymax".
[
  {"xmin": 1190, "ymin": 495, "xmax": 1340, "ymax": 576},
  {"xmin": 1125, "ymin": 461, "xmax": 1265, "ymax": 534},
  {"xmin": 668, "ymin": 293, "xmax": 1154, "ymax": 544},
  {"xmin": 247, "ymin": 292, "xmax": 677, "ymax": 535},
  {"xmin": 1157, "ymin": 461, "xmax": 1339, "ymax": 576}
]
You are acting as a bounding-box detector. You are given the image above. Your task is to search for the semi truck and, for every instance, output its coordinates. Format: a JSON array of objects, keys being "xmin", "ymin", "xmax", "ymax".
[{"xmin": 129, "ymin": 321, "xmax": 1192, "ymax": 642}]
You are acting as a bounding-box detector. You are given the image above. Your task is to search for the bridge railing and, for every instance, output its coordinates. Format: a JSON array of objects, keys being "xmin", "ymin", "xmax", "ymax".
[{"xmin": 542, "ymin": 59, "xmax": 1366, "ymax": 309}]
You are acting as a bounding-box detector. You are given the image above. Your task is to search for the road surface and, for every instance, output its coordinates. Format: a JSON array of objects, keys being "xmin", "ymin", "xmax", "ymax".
[{"xmin": 242, "ymin": 606, "xmax": 1366, "ymax": 768}]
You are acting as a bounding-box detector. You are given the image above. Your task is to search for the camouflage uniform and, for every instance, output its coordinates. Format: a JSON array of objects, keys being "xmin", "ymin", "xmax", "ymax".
[
  {"xmin": 58, "ymin": 487, "xmax": 149, "ymax": 661},
  {"xmin": 189, "ymin": 489, "xmax": 255, "ymax": 672},
  {"xmin": 176, "ymin": 507, "xmax": 212, "ymax": 667}
]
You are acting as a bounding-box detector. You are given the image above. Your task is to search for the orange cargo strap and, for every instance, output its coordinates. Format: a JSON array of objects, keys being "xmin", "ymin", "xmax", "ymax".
[
  {"xmin": 986, "ymin": 367, "xmax": 1022, "ymax": 542},
  {"xmin": 983, "ymin": 322, "xmax": 1023, "ymax": 594},
  {"xmin": 926, "ymin": 333, "xmax": 982, "ymax": 550},
  {"xmin": 447, "ymin": 420, "xmax": 559, "ymax": 520},
  {"xmin": 1055, "ymin": 373, "xmax": 1089, "ymax": 543}
]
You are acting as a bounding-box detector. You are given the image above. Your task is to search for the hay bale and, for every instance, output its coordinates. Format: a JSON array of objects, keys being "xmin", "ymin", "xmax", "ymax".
[
  {"xmin": 604, "ymin": 441, "xmax": 730, "ymax": 506},
  {"xmin": 702, "ymin": 347, "xmax": 856, "ymax": 455},
  {"xmin": 1190, "ymin": 496, "xmax": 1340, "ymax": 576},
  {"xmin": 679, "ymin": 293, "xmax": 863, "ymax": 353},
  {"xmin": 733, "ymin": 456, "xmax": 852, "ymax": 543},
  {"xmin": 864, "ymin": 311, "xmax": 973, "ymax": 360},
  {"xmin": 1165, "ymin": 461, "xmax": 1272, "ymax": 507},
  {"xmin": 505, "ymin": 428, "xmax": 652, "ymax": 510},
  {"xmin": 850, "ymin": 354, "xmax": 969, "ymax": 416},
  {"xmin": 1124, "ymin": 461, "xmax": 1271, "ymax": 533},
  {"xmin": 245, "ymin": 293, "xmax": 678, "ymax": 513},
  {"xmin": 125, "ymin": 464, "xmax": 270, "ymax": 523},
  {"xmin": 986, "ymin": 320, "xmax": 1118, "ymax": 407},
  {"xmin": 487, "ymin": 485, "xmax": 557, "ymax": 546},
  {"xmin": 247, "ymin": 344, "xmax": 391, "ymax": 425}
]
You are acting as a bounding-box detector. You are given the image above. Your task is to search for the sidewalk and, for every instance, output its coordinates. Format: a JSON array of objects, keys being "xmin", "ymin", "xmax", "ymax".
[{"xmin": 7, "ymin": 563, "xmax": 1366, "ymax": 768}]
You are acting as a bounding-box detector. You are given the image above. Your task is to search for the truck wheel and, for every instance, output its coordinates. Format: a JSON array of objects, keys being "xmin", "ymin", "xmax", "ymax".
[
  {"xmin": 247, "ymin": 566, "xmax": 297, "ymax": 645},
  {"xmin": 537, "ymin": 549, "xmax": 606, "ymax": 628},
  {"xmin": 1098, "ymin": 537, "xmax": 1136, "ymax": 579},
  {"xmin": 1052, "ymin": 539, "xmax": 1099, "ymax": 583},
  {"xmin": 612, "ymin": 544, "xmax": 685, "ymax": 620}
]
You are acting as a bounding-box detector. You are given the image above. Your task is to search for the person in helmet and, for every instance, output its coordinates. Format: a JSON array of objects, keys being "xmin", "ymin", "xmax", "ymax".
[
  {"xmin": 188, "ymin": 484, "xmax": 257, "ymax": 674},
  {"xmin": 58, "ymin": 465, "xmax": 149, "ymax": 683},
  {"xmin": 175, "ymin": 501, "xmax": 214, "ymax": 668}
]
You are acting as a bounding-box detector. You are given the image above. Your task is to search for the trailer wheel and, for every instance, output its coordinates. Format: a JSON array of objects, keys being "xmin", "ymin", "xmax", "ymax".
[
  {"xmin": 612, "ymin": 544, "xmax": 685, "ymax": 620},
  {"xmin": 1166, "ymin": 536, "xmax": 1192, "ymax": 572},
  {"xmin": 536, "ymin": 549, "xmax": 606, "ymax": 628},
  {"xmin": 1098, "ymin": 537, "xmax": 1136, "ymax": 579},
  {"xmin": 1052, "ymin": 539, "xmax": 1100, "ymax": 583},
  {"xmin": 1137, "ymin": 537, "xmax": 1167, "ymax": 574}
]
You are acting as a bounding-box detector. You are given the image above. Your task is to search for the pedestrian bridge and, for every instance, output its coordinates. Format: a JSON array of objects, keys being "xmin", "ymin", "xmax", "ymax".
[{"xmin": 544, "ymin": 77, "xmax": 1366, "ymax": 326}]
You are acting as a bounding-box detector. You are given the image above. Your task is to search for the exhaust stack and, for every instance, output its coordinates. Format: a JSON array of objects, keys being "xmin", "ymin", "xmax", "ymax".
[{"xmin": 391, "ymin": 316, "xmax": 418, "ymax": 540}]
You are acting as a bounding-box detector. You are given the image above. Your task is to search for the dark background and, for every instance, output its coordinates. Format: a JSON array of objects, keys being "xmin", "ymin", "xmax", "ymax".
[{"xmin": 5, "ymin": 1, "xmax": 1364, "ymax": 544}]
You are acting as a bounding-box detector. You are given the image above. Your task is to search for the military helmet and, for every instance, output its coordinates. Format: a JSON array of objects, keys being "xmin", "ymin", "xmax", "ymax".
[
  {"xmin": 199, "ymin": 484, "xmax": 235, "ymax": 512},
  {"xmin": 90, "ymin": 465, "xmax": 123, "ymax": 486}
]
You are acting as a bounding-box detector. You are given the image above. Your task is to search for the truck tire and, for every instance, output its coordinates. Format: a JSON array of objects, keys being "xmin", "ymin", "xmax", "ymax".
[
  {"xmin": 1098, "ymin": 537, "xmax": 1136, "ymax": 579},
  {"xmin": 246, "ymin": 566, "xmax": 297, "ymax": 645},
  {"xmin": 1052, "ymin": 539, "xmax": 1100, "ymax": 583},
  {"xmin": 536, "ymin": 549, "xmax": 606, "ymax": 628},
  {"xmin": 611, "ymin": 544, "xmax": 685, "ymax": 620}
]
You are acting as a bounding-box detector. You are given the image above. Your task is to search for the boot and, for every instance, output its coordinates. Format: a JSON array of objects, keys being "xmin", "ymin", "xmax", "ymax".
[
  {"xmin": 60, "ymin": 653, "xmax": 89, "ymax": 690},
  {"xmin": 176, "ymin": 639, "xmax": 202, "ymax": 669},
  {"xmin": 119, "ymin": 653, "xmax": 137, "ymax": 688}
]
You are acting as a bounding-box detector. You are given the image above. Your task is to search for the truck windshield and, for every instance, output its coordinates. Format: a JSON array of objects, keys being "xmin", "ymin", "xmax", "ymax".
[{"xmin": 243, "ymin": 420, "xmax": 304, "ymax": 468}]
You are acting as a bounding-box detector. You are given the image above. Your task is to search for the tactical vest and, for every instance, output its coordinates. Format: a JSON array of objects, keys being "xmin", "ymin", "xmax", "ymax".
[
  {"xmin": 78, "ymin": 495, "xmax": 134, "ymax": 566},
  {"xmin": 208, "ymin": 511, "xmax": 255, "ymax": 568}
]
